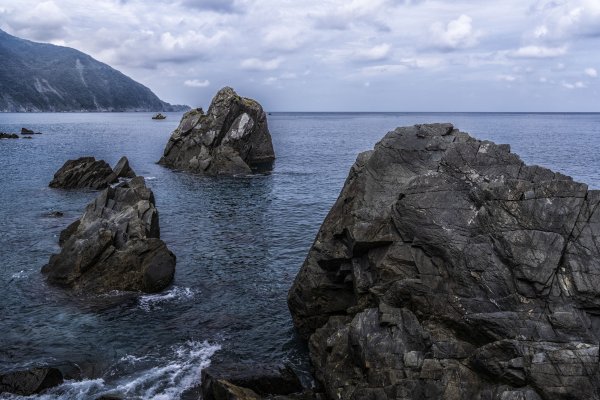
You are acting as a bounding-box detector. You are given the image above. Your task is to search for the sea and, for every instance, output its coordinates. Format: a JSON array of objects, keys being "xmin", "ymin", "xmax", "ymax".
[{"xmin": 1, "ymin": 112, "xmax": 599, "ymax": 399}]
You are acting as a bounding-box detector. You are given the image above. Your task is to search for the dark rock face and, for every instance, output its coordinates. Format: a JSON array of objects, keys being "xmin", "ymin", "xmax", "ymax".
[
  {"xmin": 42, "ymin": 176, "xmax": 175, "ymax": 293},
  {"xmin": 158, "ymin": 87, "xmax": 275, "ymax": 175},
  {"xmin": 49, "ymin": 156, "xmax": 137, "ymax": 190},
  {"xmin": 201, "ymin": 364, "xmax": 303, "ymax": 400},
  {"xmin": 0, "ymin": 132, "xmax": 19, "ymax": 139},
  {"xmin": 288, "ymin": 124, "xmax": 600, "ymax": 400},
  {"xmin": 21, "ymin": 127, "xmax": 40, "ymax": 134},
  {"xmin": 0, "ymin": 367, "xmax": 63, "ymax": 395}
]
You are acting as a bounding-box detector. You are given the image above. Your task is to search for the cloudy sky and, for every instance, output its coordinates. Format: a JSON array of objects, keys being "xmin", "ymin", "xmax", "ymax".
[{"xmin": 1, "ymin": 0, "xmax": 599, "ymax": 111}]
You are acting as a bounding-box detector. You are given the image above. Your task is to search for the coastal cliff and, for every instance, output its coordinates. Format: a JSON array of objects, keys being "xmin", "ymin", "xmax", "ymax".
[
  {"xmin": 0, "ymin": 29, "xmax": 188, "ymax": 112},
  {"xmin": 289, "ymin": 123, "xmax": 600, "ymax": 399}
]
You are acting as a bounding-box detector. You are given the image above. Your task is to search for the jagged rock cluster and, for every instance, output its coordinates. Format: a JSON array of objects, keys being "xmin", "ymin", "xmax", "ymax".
[
  {"xmin": 288, "ymin": 124, "xmax": 600, "ymax": 400},
  {"xmin": 42, "ymin": 176, "xmax": 175, "ymax": 294},
  {"xmin": 158, "ymin": 87, "xmax": 275, "ymax": 175},
  {"xmin": 0, "ymin": 133, "xmax": 19, "ymax": 139},
  {"xmin": 49, "ymin": 156, "xmax": 136, "ymax": 190}
]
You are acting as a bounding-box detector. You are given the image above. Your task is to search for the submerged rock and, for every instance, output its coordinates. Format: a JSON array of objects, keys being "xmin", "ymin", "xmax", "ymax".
[
  {"xmin": 0, "ymin": 367, "xmax": 63, "ymax": 396},
  {"xmin": 0, "ymin": 132, "xmax": 19, "ymax": 139},
  {"xmin": 42, "ymin": 176, "xmax": 175, "ymax": 293},
  {"xmin": 288, "ymin": 123, "xmax": 600, "ymax": 400},
  {"xmin": 49, "ymin": 156, "xmax": 137, "ymax": 190},
  {"xmin": 158, "ymin": 87, "xmax": 275, "ymax": 175},
  {"xmin": 201, "ymin": 364, "xmax": 303, "ymax": 400}
]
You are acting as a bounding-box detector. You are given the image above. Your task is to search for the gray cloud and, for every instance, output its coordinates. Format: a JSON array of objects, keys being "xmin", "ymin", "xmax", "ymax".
[{"xmin": 0, "ymin": 0, "xmax": 598, "ymax": 111}]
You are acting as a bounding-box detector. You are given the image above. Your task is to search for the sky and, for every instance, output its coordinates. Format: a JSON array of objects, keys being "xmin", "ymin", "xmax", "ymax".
[{"xmin": 1, "ymin": 0, "xmax": 599, "ymax": 111}]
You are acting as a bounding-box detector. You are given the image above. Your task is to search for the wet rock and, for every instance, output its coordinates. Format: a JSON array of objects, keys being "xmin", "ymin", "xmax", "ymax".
[
  {"xmin": 43, "ymin": 210, "xmax": 64, "ymax": 218},
  {"xmin": 288, "ymin": 123, "xmax": 600, "ymax": 400},
  {"xmin": 0, "ymin": 132, "xmax": 19, "ymax": 139},
  {"xmin": 21, "ymin": 127, "xmax": 40, "ymax": 134},
  {"xmin": 42, "ymin": 176, "xmax": 176, "ymax": 294},
  {"xmin": 201, "ymin": 364, "xmax": 303, "ymax": 400},
  {"xmin": 0, "ymin": 367, "xmax": 63, "ymax": 395},
  {"xmin": 158, "ymin": 87, "xmax": 275, "ymax": 175},
  {"xmin": 49, "ymin": 156, "xmax": 136, "ymax": 190}
]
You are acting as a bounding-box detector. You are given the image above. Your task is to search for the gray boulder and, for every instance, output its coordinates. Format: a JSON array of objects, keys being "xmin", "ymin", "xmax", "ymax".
[
  {"xmin": 0, "ymin": 367, "xmax": 63, "ymax": 396},
  {"xmin": 42, "ymin": 176, "xmax": 175, "ymax": 293},
  {"xmin": 49, "ymin": 156, "xmax": 137, "ymax": 190},
  {"xmin": 288, "ymin": 124, "xmax": 600, "ymax": 400},
  {"xmin": 158, "ymin": 87, "xmax": 275, "ymax": 175}
]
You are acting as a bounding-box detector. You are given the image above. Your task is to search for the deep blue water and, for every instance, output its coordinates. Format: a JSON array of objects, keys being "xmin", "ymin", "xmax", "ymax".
[{"xmin": 0, "ymin": 112, "xmax": 599, "ymax": 399}]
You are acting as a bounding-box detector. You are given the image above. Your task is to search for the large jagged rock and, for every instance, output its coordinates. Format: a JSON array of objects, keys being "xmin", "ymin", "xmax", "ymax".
[
  {"xmin": 158, "ymin": 87, "xmax": 275, "ymax": 175},
  {"xmin": 42, "ymin": 176, "xmax": 175, "ymax": 293},
  {"xmin": 49, "ymin": 156, "xmax": 136, "ymax": 190},
  {"xmin": 288, "ymin": 124, "xmax": 600, "ymax": 400},
  {"xmin": 0, "ymin": 367, "xmax": 63, "ymax": 396}
]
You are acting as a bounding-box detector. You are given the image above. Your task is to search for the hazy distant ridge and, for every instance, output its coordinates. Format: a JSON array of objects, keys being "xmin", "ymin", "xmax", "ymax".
[{"xmin": 0, "ymin": 29, "xmax": 188, "ymax": 112}]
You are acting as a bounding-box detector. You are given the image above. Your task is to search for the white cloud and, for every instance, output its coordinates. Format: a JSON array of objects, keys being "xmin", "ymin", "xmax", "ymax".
[
  {"xmin": 355, "ymin": 44, "xmax": 391, "ymax": 61},
  {"xmin": 431, "ymin": 15, "xmax": 481, "ymax": 50},
  {"xmin": 497, "ymin": 74, "xmax": 517, "ymax": 82},
  {"xmin": 184, "ymin": 79, "xmax": 210, "ymax": 87},
  {"xmin": 585, "ymin": 67, "xmax": 598, "ymax": 77},
  {"xmin": 562, "ymin": 81, "xmax": 586, "ymax": 89},
  {"xmin": 240, "ymin": 57, "xmax": 283, "ymax": 71},
  {"xmin": 510, "ymin": 45, "xmax": 567, "ymax": 58}
]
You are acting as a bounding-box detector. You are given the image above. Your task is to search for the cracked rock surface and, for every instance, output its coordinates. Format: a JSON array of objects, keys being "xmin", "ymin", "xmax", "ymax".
[
  {"xmin": 42, "ymin": 176, "xmax": 175, "ymax": 294},
  {"xmin": 288, "ymin": 123, "xmax": 600, "ymax": 400},
  {"xmin": 158, "ymin": 87, "xmax": 275, "ymax": 175}
]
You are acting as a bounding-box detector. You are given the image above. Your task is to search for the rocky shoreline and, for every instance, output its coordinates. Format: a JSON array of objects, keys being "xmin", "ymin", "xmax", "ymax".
[{"xmin": 3, "ymin": 94, "xmax": 599, "ymax": 400}]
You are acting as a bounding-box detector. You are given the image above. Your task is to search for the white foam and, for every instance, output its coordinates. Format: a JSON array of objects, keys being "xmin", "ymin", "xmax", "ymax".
[
  {"xmin": 7, "ymin": 341, "xmax": 220, "ymax": 400},
  {"xmin": 145, "ymin": 176, "xmax": 157, "ymax": 181},
  {"xmin": 138, "ymin": 286, "xmax": 195, "ymax": 311},
  {"xmin": 10, "ymin": 270, "xmax": 28, "ymax": 279}
]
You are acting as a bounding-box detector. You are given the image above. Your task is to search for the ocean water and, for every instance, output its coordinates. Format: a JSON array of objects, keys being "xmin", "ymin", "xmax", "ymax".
[{"xmin": 0, "ymin": 112, "xmax": 599, "ymax": 399}]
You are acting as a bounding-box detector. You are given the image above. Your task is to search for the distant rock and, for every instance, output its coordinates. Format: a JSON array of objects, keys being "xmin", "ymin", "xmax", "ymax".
[
  {"xmin": 42, "ymin": 176, "xmax": 176, "ymax": 293},
  {"xmin": 288, "ymin": 124, "xmax": 600, "ymax": 399},
  {"xmin": 49, "ymin": 156, "xmax": 136, "ymax": 190},
  {"xmin": 201, "ymin": 364, "xmax": 303, "ymax": 400},
  {"xmin": 0, "ymin": 29, "xmax": 189, "ymax": 112},
  {"xmin": 0, "ymin": 367, "xmax": 63, "ymax": 396},
  {"xmin": 152, "ymin": 113, "xmax": 166, "ymax": 120},
  {"xmin": 0, "ymin": 132, "xmax": 18, "ymax": 139},
  {"xmin": 21, "ymin": 127, "xmax": 40, "ymax": 134},
  {"xmin": 158, "ymin": 87, "xmax": 275, "ymax": 175}
]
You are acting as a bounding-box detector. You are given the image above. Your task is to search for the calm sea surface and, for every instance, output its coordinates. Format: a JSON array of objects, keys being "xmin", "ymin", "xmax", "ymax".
[{"xmin": 1, "ymin": 112, "xmax": 599, "ymax": 399}]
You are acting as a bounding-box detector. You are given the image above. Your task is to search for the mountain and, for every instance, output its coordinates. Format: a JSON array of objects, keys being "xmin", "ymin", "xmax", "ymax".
[{"xmin": 0, "ymin": 29, "xmax": 189, "ymax": 112}]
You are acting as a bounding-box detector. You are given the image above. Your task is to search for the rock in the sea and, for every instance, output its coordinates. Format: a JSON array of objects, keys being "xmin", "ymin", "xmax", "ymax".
[
  {"xmin": 42, "ymin": 176, "xmax": 175, "ymax": 293},
  {"xmin": 158, "ymin": 87, "xmax": 275, "ymax": 175},
  {"xmin": 0, "ymin": 367, "xmax": 63, "ymax": 396},
  {"xmin": 288, "ymin": 123, "xmax": 600, "ymax": 400},
  {"xmin": 49, "ymin": 156, "xmax": 137, "ymax": 190},
  {"xmin": 0, "ymin": 132, "xmax": 19, "ymax": 139},
  {"xmin": 201, "ymin": 364, "xmax": 303, "ymax": 400}
]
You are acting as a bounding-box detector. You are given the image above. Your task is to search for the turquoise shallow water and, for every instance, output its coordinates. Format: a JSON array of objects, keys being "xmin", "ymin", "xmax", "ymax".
[{"xmin": 0, "ymin": 112, "xmax": 599, "ymax": 399}]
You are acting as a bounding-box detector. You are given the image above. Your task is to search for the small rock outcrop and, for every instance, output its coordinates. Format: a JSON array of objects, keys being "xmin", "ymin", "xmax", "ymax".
[
  {"xmin": 42, "ymin": 176, "xmax": 175, "ymax": 293},
  {"xmin": 49, "ymin": 156, "xmax": 136, "ymax": 190},
  {"xmin": 0, "ymin": 132, "xmax": 19, "ymax": 139},
  {"xmin": 158, "ymin": 87, "xmax": 275, "ymax": 175},
  {"xmin": 288, "ymin": 124, "xmax": 600, "ymax": 400},
  {"xmin": 201, "ymin": 364, "xmax": 303, "ymax": 400},
  {"xmin": 0, "ymin": 367, "xmax": 63, "ymax": 396},
  {"xmin": 21, "ymin": 127, "xmax": 41, "ymax": 134}
]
